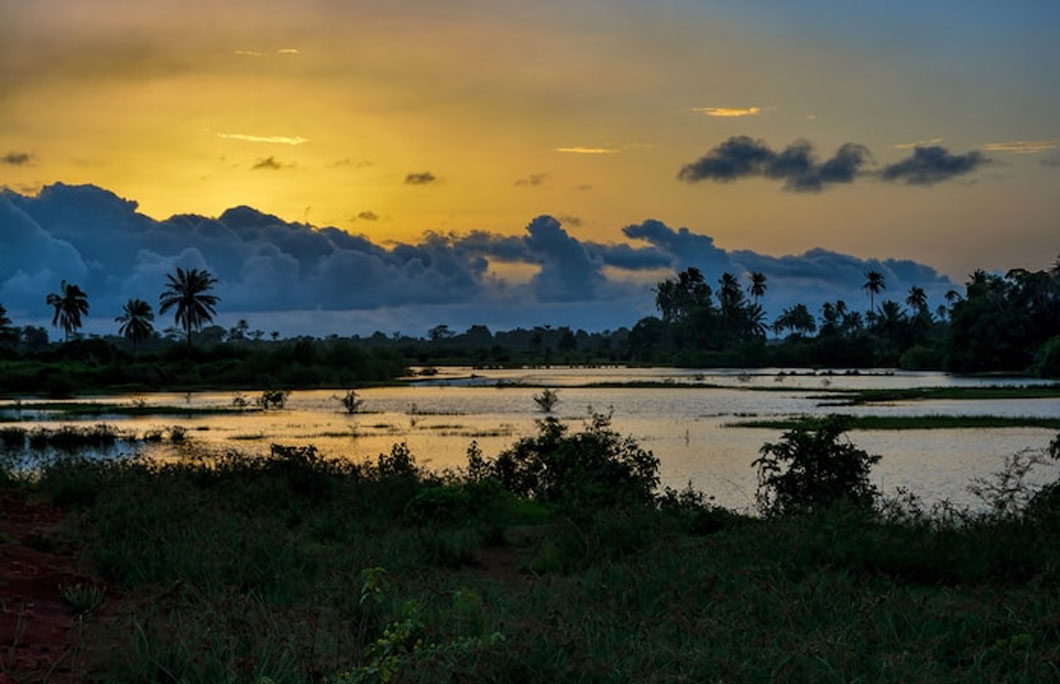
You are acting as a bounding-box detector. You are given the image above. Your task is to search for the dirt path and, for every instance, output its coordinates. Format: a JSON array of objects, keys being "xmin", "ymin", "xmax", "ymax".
[{"xmin": 1, "ymin": 494, "xmax": 93, "ymax": 683}]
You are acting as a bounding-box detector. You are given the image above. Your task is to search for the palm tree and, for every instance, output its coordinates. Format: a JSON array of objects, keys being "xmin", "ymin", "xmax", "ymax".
[
  {"xmin": 905, "ymin": 286, "xmax": 928, "ymax": 314},
  {"xmin": 46, "ymin": 280, "xmax": 89, "ymax": 341},
  {"xmin": 159, "ymin": 267, "xmax": 220, "ymax": 354},
  {"xmin": 747, "ymin": 272, "xmax": 767, "ymax": 301},
  {"xmin": 862, "ymin": 270, "xmax": 885, "ymax": 314},
  {"xmin": 115, "ymin": 298, "xmax": 155, "ymax": 357}
]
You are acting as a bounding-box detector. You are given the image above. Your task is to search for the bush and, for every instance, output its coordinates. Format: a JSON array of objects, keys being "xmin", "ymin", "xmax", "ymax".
[
  {"xmin": 491, "ymin": 411, "xmax": 659, "ymax": 507},
  {"xmin": 753, "ymin": 416, "xmax": 880, "ymax": 516}
]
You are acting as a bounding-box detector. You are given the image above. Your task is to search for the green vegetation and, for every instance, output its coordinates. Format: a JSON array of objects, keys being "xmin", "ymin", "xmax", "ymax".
[
  {"xmin": 1, "ymin": 401, "xmax": 254, "ymax": 417},
  {"xmin": 819, "ymin": 384, "xmax": 1060, "ymax": 405},
  {"xmin": 3, "ymin": 419, "xmax": 1060, "ymax": 681},
  {"xmin": 732, "ymin": 415, "xmax": 1060, "ymax": 430}
]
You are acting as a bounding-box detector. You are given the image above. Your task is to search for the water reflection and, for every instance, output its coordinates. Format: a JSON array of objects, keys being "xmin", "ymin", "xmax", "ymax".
[{"xmin": 1, "ymin": 368, "xmax": 1057, "ymax": 511}]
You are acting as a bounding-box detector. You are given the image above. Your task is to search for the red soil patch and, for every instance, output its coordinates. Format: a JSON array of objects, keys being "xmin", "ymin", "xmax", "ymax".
[{"xmin": 1, "ymin": 494, "xmax": 95, "ymax": 683}]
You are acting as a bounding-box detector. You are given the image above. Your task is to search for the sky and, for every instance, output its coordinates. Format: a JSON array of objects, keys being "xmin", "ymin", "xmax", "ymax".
[{"xmin": 1, "ymin": 0, "xmax": 1058, "ymax": 336}]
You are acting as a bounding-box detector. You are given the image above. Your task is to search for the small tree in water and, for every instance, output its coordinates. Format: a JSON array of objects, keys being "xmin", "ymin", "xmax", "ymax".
[
  {"xmin": 533, "ymin": 388, "xmax": 559, "ymax": 413},
  {"xmin": 753, "ymin": 416, "xmax": 880, "ymax": 516},
  {"xmin": 338, "ymin": 389, "xmax": 366, "ymax": 414}
]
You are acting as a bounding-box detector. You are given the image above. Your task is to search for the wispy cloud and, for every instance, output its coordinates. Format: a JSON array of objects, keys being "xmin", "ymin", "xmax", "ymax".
[
  {"xmin": 252, "ymin": 156, "xmax": 292, "ymax": 170},
  {"xmin": 218, "ymin": 133, "xmax": 309, "ymax": 145},
  {"xmin": 692, "ymin": 106, "xmax": 761, "ymax": 118},
  {"xmin": 2, "ymin": 151, "xmax": 33, "ymax": 165},
  {"xmin": 277, "ymin": 48, "xmax": 300, "ymax": 55},
  {"xmin": 515, "ymin": 173, "xmax": 547, "ymax": 187},
  {"xmin": 980, "ymin": 140, "xmax": 1056, "ymax": 154},
  {"xmin": 556, "ymin": 147, "xmax": 618, "ymax": 154},
  {"xmin": 894, "ymin": 137, "xmax": 943, "ymax": 149},
  {"xmin": 404, "ymin": 172, "xmax": 438, "ymax": 185},
  {"xmin": 355, "ymin": 210, "xmax": 380, "ymax": 221},
  {"xmin": 233, "ymin": 50, "xmax": 264, "ymax": 57}
]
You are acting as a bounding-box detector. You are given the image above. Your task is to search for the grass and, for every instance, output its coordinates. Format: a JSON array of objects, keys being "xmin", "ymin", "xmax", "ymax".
[
  {"xmin": 0, "ymin": 401, "xmax": 257, "ymax": 417},
  {"xmin": 817, "ymin": 384, "xmax": 1060, "ymax": 405},
  {"xmin": 1, "ymin": 430, "xmax": 1059, "ymax": 683},
  {"xmin": 729, "ymin": 415, "xmax": 1060, "ymax": 430}
]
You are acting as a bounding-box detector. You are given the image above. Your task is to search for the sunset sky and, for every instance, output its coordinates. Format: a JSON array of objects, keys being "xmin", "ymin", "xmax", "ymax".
[{"xmin": 1, "ymin": 0, "xmax": 1058, "ymax": 334}]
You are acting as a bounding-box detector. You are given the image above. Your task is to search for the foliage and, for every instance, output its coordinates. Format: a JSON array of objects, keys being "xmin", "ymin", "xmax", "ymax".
[
  {"xmin": 114, "ymin": 298, "xmax": 155, "ymax": 351},
  {"xmin": 490, "ymin": 411, "xmax": 660, "ymax": 507},
  {"xmin": 338, "ymin": 389, "xmax": 367, "ymax": 414},
  {"xmin": 259, "ymin": 389, "xmax": 290, "ymax": 409},
  {"xmin": 46, "ymin": 280, "xmax": 90, "ymax": 341},
  {"xmin": 531, "ymin": 388, "xmax": 558, "ymax": 413},
  {"xmin": 158, "ymin": 267, "xmax": 220, "ymax": 352},
  {"xmin": 753, "ymin": 415, "xmax": 881, "ymax": 515}
]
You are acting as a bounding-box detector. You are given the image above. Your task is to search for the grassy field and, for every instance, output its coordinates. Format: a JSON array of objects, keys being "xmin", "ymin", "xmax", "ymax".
[{"xmin": 817, "ymin": 384, "xmax": 1060, "ymax": 405}]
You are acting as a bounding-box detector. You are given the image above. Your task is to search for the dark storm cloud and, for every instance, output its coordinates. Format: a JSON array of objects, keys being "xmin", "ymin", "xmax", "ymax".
[
  {"xmin": 679, "ymin": 137, "xmax": 988, "ymax": 191},
  {"xmin": 879, "ymin": 146, "xmax": 990, "ymax": 185},
  {"xmin": 678, "ymin": 136, "xmax": 870, "ymax": 192},
  {"xmin": 0, "ymin": 183, "xmax": 955, "ymax": 334},
  {"xmin": 404, "ymin": 171, "xmax": 437, "ymax": 185},
  {"xmin": 1039, "ymin": 153, "xmax": 1060, "ymax": 168},
  {"xmin": 2, "ymin": 152, "xmax": 33, "ymax": 165}
]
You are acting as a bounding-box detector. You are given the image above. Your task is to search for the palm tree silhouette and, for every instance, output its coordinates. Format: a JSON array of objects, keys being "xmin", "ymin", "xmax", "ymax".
[
  {"xmin": 46, "ymin": 280, "xmax": 89, "ymax": 341},
  {"xmin": 115, "ymin": 298, "xmax": 155, "ymax": 357},
  {"xmin": 159, "ymin": 268, "xmax": 220, "ymax": 354},
  {"xmin": 862, "ymin": 270, "xmax": 885, "ymax": 314},
  {"xmin": 747, "ymin": 272, "xmax": 767, "ymax": 301},
  {"xmin": 905, "ymin": 286, "xmax": 928, "ymax": 314}
]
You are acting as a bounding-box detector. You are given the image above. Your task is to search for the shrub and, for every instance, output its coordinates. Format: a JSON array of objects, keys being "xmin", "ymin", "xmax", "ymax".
[
  {"xmin": 491, "ymin": 411, "xmax": 659, "ymax": 507},
  {"xmin": 753, "ymin": 415, "xmax": 880, "ymax": 516}
]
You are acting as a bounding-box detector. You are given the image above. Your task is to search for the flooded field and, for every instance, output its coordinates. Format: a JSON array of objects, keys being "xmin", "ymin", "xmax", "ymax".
[{"xmin": 2, "ymin": 367, "xmax": 1057, "ymax": 511}]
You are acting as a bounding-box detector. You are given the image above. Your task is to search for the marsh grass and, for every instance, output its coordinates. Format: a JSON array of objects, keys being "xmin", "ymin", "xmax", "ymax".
[
  {"xmin": 731, "ymin": 415, "xmax": 1060, "ymax": 430},
  {"xmin": 3, "ymin": 424, "xmax": 1060, "ymax": 682}
]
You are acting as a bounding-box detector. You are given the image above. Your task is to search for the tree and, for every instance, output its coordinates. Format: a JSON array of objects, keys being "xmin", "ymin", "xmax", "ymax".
[
  {"xmin": 46, "ymin": 280, "xmax": 89, "ymax": 341},
  {"xmin": 0, "ymin": 303, "xmax": 14, "ymax": 345},
  {"xmin": 747, "ymin": 271, "xmax": 767, "ymax": 301},
  {"xmin": 158, "ymin": 267, "xmax": 220, "ymax": 354},
  {"xmin": 428, "ymin": 324, "xmax": 454, "ymax": 342},
  {"xmin": 753, "ymin": 416, "xmax": 880, "ymax": 515},
  {"xmin": 862, "ymin": 270, "xmax": 885, "ymax": 314},
  {"xmin": 115, "ymin": 298, "xmax": 154, "ymax": 356},
  {"xmin": 228, "ymin": 319, "xmax": 250, "ymax": 342},
  {"xmin": 905, "ymin": 286, "xmax": 928, "ymax": 315}
]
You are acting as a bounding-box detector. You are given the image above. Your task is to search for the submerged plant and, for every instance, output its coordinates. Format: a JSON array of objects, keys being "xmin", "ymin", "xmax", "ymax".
[
  {"xmin": 338, "ymin": 389, "xmax": 367, "ymax": 414},
  {"xmin": 533, "ymin": 388, "xmax": 559, "ymax": 413}
]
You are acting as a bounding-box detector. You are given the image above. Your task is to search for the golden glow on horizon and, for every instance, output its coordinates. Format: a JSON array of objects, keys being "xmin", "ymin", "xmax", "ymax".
[
  {"xmin": 692, "ymin": 107, "xmax": 762, "ymax": 118},
  {"xmin": 217, "ymin": 133, "xmax": 310, "ymax": 145}
]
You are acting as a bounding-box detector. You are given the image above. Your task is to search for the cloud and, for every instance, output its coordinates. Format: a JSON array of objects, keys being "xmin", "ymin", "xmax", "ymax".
[
  {"xmin": 233, "ymin": 50, "xmax": 264, "ymax": 57},
  {"xmin": 2, "ymin": 152, "xmax": 33, "ymax": 165},
  {"xmin": 574, "ymin": 184, "xmax": 593, "ymax": 191},
  {"xmin": 355, "ymin": 211, "xmax": 380, "ymax": 221},
  {"xmin": 980, "ymin": 140, "xmax": 1056, "ymax": 154},
  {"xmin": 692, "ymin": 107, "xmax": 761, "ymax": 118},
  {"xmin": 404, "ymin": 172, "xmax": 437, "ymax": 185},
  {"xmin": 0, "ymin": 183, "xmax": 957, "ymax": 335},
  {"xmin": 555, "ymin": 214, "xmax": 582, "ymax": 227},
  {"xmin": 677, "ymin": 136, "xmax": 870, "ymax": 192},
  {"xmin": 276, "ymin": 48, "xmax": 300, "ymax": 55},
  {"xmin": 251, "ymin": 157, "xmax": 290, "ymax": 171},
  {"xmin": 218, "ymin": 133, "xmax": 309, "ymax": 145},
  {"xmin": 556, "ymin": 147, "xmax": 618, "ymax": 154},
  {"xmin": 879, "ymin": 145, "xmax": 990, "ymax": 185},
  {"xmin": 894, "ymin": 137, "xmax": 943, "ymax": 149},
  {"xmin": 679, "ymin": 137, "xmax": 991, "ymax": 190},
  {"xmin": 515, "ymin": 173, "xmax": 547, "ymax": 187},
  {"xmin": 1041, "ymin": 153, "xmax": 1060, "ymax": 168}
]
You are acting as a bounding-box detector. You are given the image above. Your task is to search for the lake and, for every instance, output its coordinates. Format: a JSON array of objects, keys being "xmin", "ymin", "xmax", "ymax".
[{"xmin": 2, "ymin": 367, "xmax": 1058, "ymax": 511}]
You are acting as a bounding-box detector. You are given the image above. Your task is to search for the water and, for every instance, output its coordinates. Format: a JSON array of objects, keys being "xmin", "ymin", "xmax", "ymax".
[{"xmin": 2, "ymin": 367, "xmax": 1057, "ymax": 511}]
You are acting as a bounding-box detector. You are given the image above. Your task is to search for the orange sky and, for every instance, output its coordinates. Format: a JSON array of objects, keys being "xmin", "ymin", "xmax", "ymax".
[{"xmin": 2, "ymin": 0, "xmax": 1058, "ymax": 280}]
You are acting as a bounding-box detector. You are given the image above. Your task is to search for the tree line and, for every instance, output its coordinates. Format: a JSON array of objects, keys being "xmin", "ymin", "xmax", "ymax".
[{"xmin": 0, "ymin": 258, "xmax": 1057, "ymax": 379}]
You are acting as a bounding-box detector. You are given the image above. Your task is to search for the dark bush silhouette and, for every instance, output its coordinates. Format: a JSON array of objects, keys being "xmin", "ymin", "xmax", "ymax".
[{"xmin": 753, "ymin": 415, "xmax": 880, "ymax": 515}]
